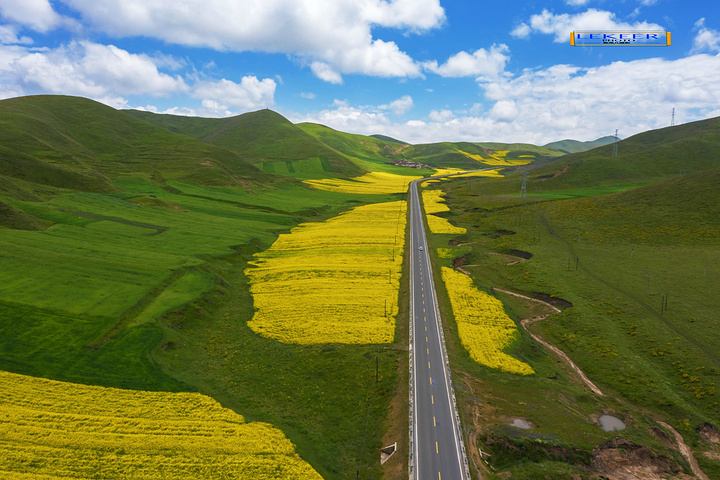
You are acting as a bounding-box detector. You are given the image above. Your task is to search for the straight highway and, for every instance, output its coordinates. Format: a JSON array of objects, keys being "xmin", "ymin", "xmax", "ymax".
[{"xmin": 408, "ymin": 178, "xmax": 470, "ymax": 480}]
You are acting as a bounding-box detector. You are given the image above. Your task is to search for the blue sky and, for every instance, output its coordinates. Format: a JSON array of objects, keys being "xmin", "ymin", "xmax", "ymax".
[{"xmin": 0, "ymin": 0, "xmax": 718, "ymax": 144}]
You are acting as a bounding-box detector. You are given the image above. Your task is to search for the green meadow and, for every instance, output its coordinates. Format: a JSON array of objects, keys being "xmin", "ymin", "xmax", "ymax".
[{"xmin": 425, "ymin": 164, "xmax": 720, "ymax": 479}]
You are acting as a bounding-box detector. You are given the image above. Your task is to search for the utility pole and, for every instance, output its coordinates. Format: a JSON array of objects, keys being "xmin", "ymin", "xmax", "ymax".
[
  {"xmin": 671, "ymin": 107, "xmax": 675, "ymax": 127},
  {"xmin": 520, "ymin": 169, "xmax": 527, "ymax": 198},
  {"xmin": 612, "ymin": 129, "xmax": 619, "ymax": 157}
]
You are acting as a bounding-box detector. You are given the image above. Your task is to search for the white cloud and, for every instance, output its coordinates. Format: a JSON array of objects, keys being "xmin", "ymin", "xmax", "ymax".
[
  {"xmin": 310, "ymin": 61, "xmax": 343, "ymax": 84},
  {"xmin": 692, "ymin": 18, "xmax": 720, "ymax": 54},
  {"xmin": 428, "ymin": 109, "xmax": 453, "ymax": 122},
  {"xmin": 566, "ymin": 0, "xmax": 590, "ymax": 5},
  {"xmin": 423, "ymin": 44, "xmax": 509, "ymax": 79},
  {"xmin": 300, "ymin": 92, "xmax": 316, "ymax": 99},
  {"xmin": 512, "ymin": 9, "xmax": 664, "ymax": 43},
  {"xmin": 1, "ymin": 41, "xmax": 187, "ymax": 102},
  {"xmin": 489, "ymin": 100, "xmax": 518, "ymax": 123},
  {"xmin": 192, "ymin": 77, "xmax": 276, "ymax": 109},
  {"xmin": 62, "ymin": 0, "xmax": 443, "ymax": 81},
  {"xmin": 289, "ymin": 54, "xmax": 720, "ymax": 145},
  {"xmin": 0, "ymin": 0, "xmax": 68, "ymax": 32},
  {"xmin": 380, "ymin": 94, "xmax": 413, "ymax": 115},
  {"xmin": 0, "ymin": 24, "xmax": 31, "ymax": 45}
]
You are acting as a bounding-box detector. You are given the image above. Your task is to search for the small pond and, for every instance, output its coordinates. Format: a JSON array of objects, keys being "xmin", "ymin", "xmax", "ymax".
[
  {"xmin": 511, "ymin": 419, "xmax": 533, "ymax": 430},
  {"xmin": 599, "ymin": 415, "xmax": 626, "ymax": 432}
]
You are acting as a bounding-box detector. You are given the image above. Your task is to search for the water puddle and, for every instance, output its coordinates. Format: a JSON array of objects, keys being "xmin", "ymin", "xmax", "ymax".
[
  {"xmin": 599, "ymin": 415, "xmax": 626, "ymax": 432},
  {"xmin": 511, "ymin": 418, "xmax": 533, "ymax": 430}
]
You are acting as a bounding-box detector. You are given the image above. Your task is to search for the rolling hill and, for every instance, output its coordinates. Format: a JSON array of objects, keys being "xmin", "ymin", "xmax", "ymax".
[
  {"xmin": 544, "ymin": 135, "xmax": 616, "ymax": 154},
  {"xmin": 126, "ymin": 109, "xmax": 365, "ymax": 178},
  {"xmin": 0, "ymin": 95, "xmax": 279, "ymax": 202},
  {"xmin": 526, "ymin": 116, "xmax": 720, "ymax": 189}
]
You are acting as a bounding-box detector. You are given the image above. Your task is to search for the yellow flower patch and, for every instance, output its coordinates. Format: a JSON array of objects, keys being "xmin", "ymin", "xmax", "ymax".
[
  {"xmin": 421, "ymin": 190, "xmax": 466, "ymax": 234},
  {"xmin": 457, "ymin": 150, "xmax": 531, "ymax": 166},
  {"xmin": 440, "ymin": 267, "xmax": 534, "ymax": 375},
  {"xmin": 432, "ymin": 168, "xmax": 466, "ymax": 176},
  {"xmin": 246, "ymin": 201, "xmax": 406, "ymax": 344},
  {"xmin": 303, "ymin": 171, "xmax": 421, "ymax": 194},
  {"xmin": 0, "ymin": 370, "xmax": 322, "ymax": 480}
]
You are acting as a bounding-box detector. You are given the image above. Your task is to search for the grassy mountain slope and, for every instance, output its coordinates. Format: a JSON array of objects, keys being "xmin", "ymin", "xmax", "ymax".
[
  {"xmin": 528, "ymin": 116, "xmax": 720, "ymax": 189},
  {"xmin": 544, "ymin": 135, "xmax": 616, "ymax": 154},
  {"xmin": 0, "ymin": 95, "xmax": 276, "ymax": 199},
  {"xmin": 127, "ymin": 109, "xmax": 365, "ymax": 178},
  {"xmin": 432, "ymin": 162, "xmax": 720, "ymax": 479}
]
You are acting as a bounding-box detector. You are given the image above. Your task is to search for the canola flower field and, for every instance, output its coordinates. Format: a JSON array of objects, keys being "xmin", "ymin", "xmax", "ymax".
[
  {"xmin": 421, "ymin": 189, "xmax": 466, "ymax": 234},
  {"xmin": 440, "ymin": 267, "xmax": 534, "ymax": 375},
  {"xmin": 304, "ymin": 171, "xmax": 421, "ymax": 194},
  {"xmin": 431, "ymin": 168, "xmax": 503, "ymax": 179},
  {"xmin": 245, "ymin": 201, "xmax": 407, "ymax": 344},
  {"xmin": 0, "ymin": 370, "xmax": 321, "ymax": 480},
  {"xmin": 458, "ymin": 150, "xmax": 531, "ymax": 166}
]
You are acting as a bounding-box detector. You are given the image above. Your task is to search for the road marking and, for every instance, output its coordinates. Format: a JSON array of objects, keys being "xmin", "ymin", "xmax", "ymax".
[
  {"xmin": 434, "ymin": 416, "xmax": 436, "ymax": 427},
  {"xmin": 436, "ymin": 442, "xmax": 439, "ymax": 454},
  {"xmin": 426, "ymin": 336, "xmax": 428, "ymax": 342},
  {"xmin": 431, "ymin": 394, "xmax": 434, "ymax": 405},
  {"xmin": 427, "ymin": 348, "xmax": 429, "ymax": 354},
  {"xmin": 429, "ymin": 376, "xmax": 432, "ymax": 385}
]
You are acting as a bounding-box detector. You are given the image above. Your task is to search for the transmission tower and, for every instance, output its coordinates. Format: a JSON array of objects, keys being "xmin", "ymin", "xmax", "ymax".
[
  {"xmin": 520, "ymin": 169, "xmax": 527, "ymax": 198},
  {"xmin": 611, "ymin": 129, "xmax": 618, "ymax": 157},
  {"xmin": 671, "ymin": 107, "xmax": 675, "ymax": 126}
]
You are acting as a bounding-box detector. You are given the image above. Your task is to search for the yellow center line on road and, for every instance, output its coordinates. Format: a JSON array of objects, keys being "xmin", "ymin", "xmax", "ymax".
[
  {"xmin": 428, "ymin": 361, "xmax": 430, "ymax": 369},
  {"xmin": 436, "ymin": 442, "xmax": 438, "ymax": 454},
  {"xmin": 431, "ymin": 394, "xmax": 434, "ymax": 405},
  {"xmin": 427, "ymin": 348, "xmax": 429, "ymax": 354},
  {"xmin": 433, "ymin": 416, "xmax": 436, "ymax": 427}
]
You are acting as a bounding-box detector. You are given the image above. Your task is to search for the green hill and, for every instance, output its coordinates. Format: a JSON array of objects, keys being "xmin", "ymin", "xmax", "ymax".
[
  {"xmin": 544, "ymin": 136, "xmax": 616, "ymax": 154},
  {"xmin": 0, "ymin": 95, "xmax": 274, "ymax": 200},
  {"xmin": 511, "ymin": 116, "xmax": 720, "ymax": 192},
  {"xmin": 127, "ymin": 109, "xmax": 365, "ymax": 178},
  {"xmin": 370, "ymin": 134, "xmax": 408, "ymax": 144}
]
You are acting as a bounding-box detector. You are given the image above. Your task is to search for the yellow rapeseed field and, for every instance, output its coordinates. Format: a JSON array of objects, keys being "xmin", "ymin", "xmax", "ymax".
[
  {"xmin": 246, "ymin": 201, "xmax": 406, "ymax": 344},
  {"xmin": 421, "ymin": 190, "xmax": 466, "ymax": 234},
  {"xmin": 441, "ymin": 267, "xmax": 534, "ymax": 375},
  {"xmin": 304, "ymin": 171, "xmax": 420, "ymax": 194},
  {"xmin": 0, "ymin": 370, "xmax": 322, "ymax": 479},
  {"xmin": 431, "ymin": 168, "xmax": 466, "ymax": 176},
  {"xmin": 449, "ymin": 169, "xmax": 503, "ymax": 178},
  {"xmin": 457, "ymin": 150, "xmax": 531, "ymax": 166}
]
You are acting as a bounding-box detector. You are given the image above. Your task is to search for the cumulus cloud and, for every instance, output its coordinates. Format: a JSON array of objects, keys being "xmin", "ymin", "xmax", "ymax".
[
  {"xmin": 379, "ymin": 95, "xmax": 413, "ymax": 115},
  {"xmin": 290, "ymin": 54, "xmax": 720, "ymax": 145},
  {"xmin": 310, "ymin": 62, "xmax": 343, "ymax": 84},
  {"xmin": 0, "ymin": 0, "xmax": 70, "ymax": 32},
  {"xmin": 0, "ymin": 41, "xmax": 187, "ymax": 101},
  {"xmin": 692, "ymin": 18, "xmax": 720, "ymax": 54},
  {"xmin": 0, "ymin": 41, "xmax": 275, "ymax": 114},
  {"xmin": 423, "ymin": 44, "xmax": 510, "ymax": 79},
  {"xmin": 192, "ymin": 77, "xmax": 276, "ymax": 109},
  {"xmin": 428, "ymin": 109, "xmax": 453, "ymax": 122},
  {"xmin": 0, "ymin": 25, "xmax": 31, "ymax": 45},
  {"xmin": 61, "ymin": 0, "xmax": 443, "ymax": 81},
  {"xmin": 511, "ymin": 9, "xmax": 664, "ymax": 43}
]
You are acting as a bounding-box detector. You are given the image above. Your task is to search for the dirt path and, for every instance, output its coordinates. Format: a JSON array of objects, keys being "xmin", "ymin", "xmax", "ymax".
[
  {"xmin": 655, "ymin": 420, "xmax": 711, "ymax": 480},
  {"xmin": 493, "ymin": 288, "xmax": 604, "ymax": 397}
]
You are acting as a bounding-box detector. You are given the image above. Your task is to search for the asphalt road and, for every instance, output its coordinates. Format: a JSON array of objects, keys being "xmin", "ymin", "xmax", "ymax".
[{"xmin": 408, "ymin": 179, "xmax": 470, "ymax": 480}]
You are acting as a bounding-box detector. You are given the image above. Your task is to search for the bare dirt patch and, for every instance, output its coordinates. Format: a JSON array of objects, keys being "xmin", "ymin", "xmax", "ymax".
[{"xmin": 592, "ymin": 438, "xmax": 690, "ymax": 480}]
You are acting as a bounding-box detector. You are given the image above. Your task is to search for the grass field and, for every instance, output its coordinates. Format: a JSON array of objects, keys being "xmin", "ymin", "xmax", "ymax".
[
  {"xmin": 426, "ymin": 169, "xmax": 720, "ymax": 479},
  {"xmin": 0, "ymin": 170, "xmax": 409, "ymax": 478}
]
